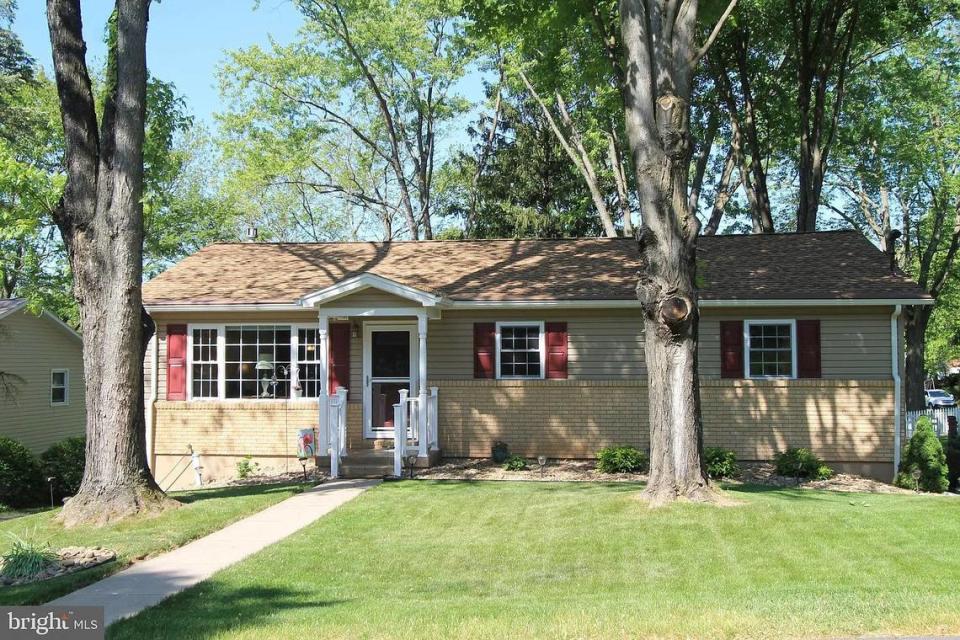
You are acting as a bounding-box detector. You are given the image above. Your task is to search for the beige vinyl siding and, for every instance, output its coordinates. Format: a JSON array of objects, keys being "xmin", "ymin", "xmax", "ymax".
[
  {"xmin": 0, "ymin": 310, "xmax": 85, "ymax": 452},
  {"xmin": 327, "ymin": 289, "xmax": 419, "ymax": 308},
  {"xmin": 699, "ymin": 307, "xmax": 893, "ymax": 379},
  {"xmin": 427, "ymin": 309, "xmax": 646, "ymax": 380}
]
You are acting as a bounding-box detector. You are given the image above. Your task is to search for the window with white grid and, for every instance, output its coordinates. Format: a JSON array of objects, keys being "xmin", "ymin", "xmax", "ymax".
[
  {"xmin": 191, "ymin": 328, "xmax": 219, "ymax": 399},
  {"xmin": 497, "ymin": 323, "xmax": 543, "ymax": 379},
  {"xmin": 746, "ymin": 321, "xmax": 795, "ymax": 378},
  {"xmin": 298, "ymin": 328, "xmax": 323, "ymax": 398}
]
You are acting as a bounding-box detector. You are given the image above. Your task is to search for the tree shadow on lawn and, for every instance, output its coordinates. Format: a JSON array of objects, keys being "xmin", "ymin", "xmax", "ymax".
[
  {"xmin": 107, "ymin": 585, "xmax": 346, "ymax": 640},
  {"xmin": 721, "ymin": 482, "xmax": 858, "ymax": 502},
  {"xmin": 171, "ymin": 482, "xmax": 308, "ymax": 505},
  {"xmin": 401, "ymin": 479, "xmax": 643, "ymax": 495}
]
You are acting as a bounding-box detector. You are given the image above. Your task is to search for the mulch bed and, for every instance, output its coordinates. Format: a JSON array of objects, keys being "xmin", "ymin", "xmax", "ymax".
[{"xmin": 416, "ymin": 458, "xmax": 918, "ymax": 494}]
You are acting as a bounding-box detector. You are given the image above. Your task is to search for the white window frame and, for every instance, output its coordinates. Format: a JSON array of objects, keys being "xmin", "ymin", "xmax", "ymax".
[
  {"xmin": 294, "ymin": 324, "xmax": 325, "ymax": 399},
  {"xmin": 744, "ymin": 319, "xmax": 797, "ymax": 380},
  {"xmin": 495, "ymin": 321, "xmax": 546, "ymax": 380},
  {"xmin": 186, "ymin": 324, "xmax": 225, "ymax": 401},
  {"xmin": 186, "ymin": 324, "xmax": 223, "ymax": 401},
  {"xmin": 50, "ymin": 368, "xmax": 69, "ymax": 406}
]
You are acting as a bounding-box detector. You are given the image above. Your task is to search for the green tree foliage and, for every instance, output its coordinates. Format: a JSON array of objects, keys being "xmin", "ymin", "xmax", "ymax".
[
  {"xmin": 220, "ymin": 0, "xmax": 472, "ymax": 241},
  {"xmin": 0, "ymin": 9, "xmax": 241, "ymax": 318},
  {"xmin": 442, "ymin": 84, "xmax": 605, "ymax": 238}
]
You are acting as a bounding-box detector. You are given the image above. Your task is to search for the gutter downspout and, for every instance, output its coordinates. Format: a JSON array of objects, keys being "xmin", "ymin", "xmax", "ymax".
[
  {"xmin": 891, "ymin": 304, "xmax": 902, "ymax": 480},
  {"xmin": 147, "ymin": 333, "xmax": 159, "ymax": 473}
]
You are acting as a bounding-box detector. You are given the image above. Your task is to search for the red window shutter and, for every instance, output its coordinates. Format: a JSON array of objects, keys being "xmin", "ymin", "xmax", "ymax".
[
  {"xmin": 473, "ymin": 323, "xmax": 495, "ymax": 379},
  {"xmin": 720, "ymin": 320, "xmax": 744, "ymax": 379},
  {"xmin": 328, "ymin": 323, "xmax": 351, "ymax": 397},
  {"xmin": 796, "ymin": 319, "xmax": 821, "ymax": 378},
  {"xmin": 166, "ymin": 324, "xmax": 187, "ymax": 400},
  {"xmin": 545, "ymin": 322, "xmax": 568, "ymax": 379}
]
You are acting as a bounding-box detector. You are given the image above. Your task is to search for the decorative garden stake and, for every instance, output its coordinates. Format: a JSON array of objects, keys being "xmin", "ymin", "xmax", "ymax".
[
  {"xmin": 407, "ymin": 454, "xmax": 418, "ymax": 479},
  {"xmin": 911, "ymin": 468, "xmax": 922, "ymax": 493},
  {"xmin": 537, "ymin": 455, "xmax": 547, "ymax": 478},
  {"xmin": 46, "ymin": 477, "xmax": 55, "ymax": 508}
]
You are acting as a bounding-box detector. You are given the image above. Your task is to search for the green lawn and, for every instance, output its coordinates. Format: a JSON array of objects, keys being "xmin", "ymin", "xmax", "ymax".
[
  {"xmin": 0, "ymin": 482, "xmax": 306, "ymax": 606},
  {"xmin": 109, "ymin": 481, "xmax": 960, "ymax": 640}
]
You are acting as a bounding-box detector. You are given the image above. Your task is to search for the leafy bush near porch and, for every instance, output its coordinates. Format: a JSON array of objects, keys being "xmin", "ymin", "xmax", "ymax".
[
  {"xmin": 773, "ymin": 448, "xmax": 833, "ymax": 480},
  {"xmin": 502, "ymin": 455, "xmax": 527, "ymax": 471},
  {"xmin": 40, "ymin": 437, "xmax": 86, "ymax": 500},
  {"xmin": 596, "ymin": 446, "xmax": 648, "ymax": 474},
  {"xmin": 0, "ymin": 437, "xmax": 44, "ymax": 508},
  {"xmin": 895, "ymin": 417, "xmax": 948, "ymax": 493},
  {"xmin": 704, "ymin": 447, "xmax": 740, "ymax": 479},
  {"xmin": 235, "ymin": 456, "xmax": 260, "ymax": 479}
]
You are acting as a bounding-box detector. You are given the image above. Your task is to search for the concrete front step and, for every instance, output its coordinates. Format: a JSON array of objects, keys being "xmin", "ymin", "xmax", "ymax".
[{"xmin": 317, "ymin": 449, "xmax": 442, "ymax": 478}]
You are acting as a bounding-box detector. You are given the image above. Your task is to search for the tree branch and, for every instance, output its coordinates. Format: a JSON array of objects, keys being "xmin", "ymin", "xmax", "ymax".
[{"xmin": 691, "ymin": 0, "xmax": 739, "ymax": 66}]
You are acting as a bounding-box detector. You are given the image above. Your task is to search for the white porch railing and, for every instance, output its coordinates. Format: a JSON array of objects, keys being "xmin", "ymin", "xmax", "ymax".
[
  {"xmin": 326, "ymin": 388, "xmax": 348, "ymax": 478},
  {"xmin": 906, "ymin": 406, "xmax": 958, "ymax": 439},
  {"xmin": 392, "ymin": 387, "xmax": 439, "ymax": 477}
]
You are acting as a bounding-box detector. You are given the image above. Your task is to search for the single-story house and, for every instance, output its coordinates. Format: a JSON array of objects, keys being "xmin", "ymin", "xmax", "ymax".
[
  {"xmin": 141, "ymin": 231, "xmax": 931, "ymax": 487},
  {"xmin": 0, "ymin": 298, "xmax": 85, "ymax": 452}
]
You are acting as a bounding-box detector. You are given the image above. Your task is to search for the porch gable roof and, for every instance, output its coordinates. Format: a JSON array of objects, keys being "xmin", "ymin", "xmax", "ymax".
[{"xmin": 298, "ymin": 273, "xmax": 442, "ymax": 307}]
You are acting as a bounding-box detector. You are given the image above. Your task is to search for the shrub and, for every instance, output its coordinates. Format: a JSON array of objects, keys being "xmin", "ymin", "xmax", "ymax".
[
  {"xmin": 596, "ymin": 445, "xmax": 649, "ymax": 474},
  {"xmin": 704, "ymin": 447, "xmax": 740, "ymax": 479},
  {"xmin": 502, "ymin": 454, "xmax": 527, "ymax": 471},
  {"xmin": 235, "ymin": 456, "xmax": 259, "ymax": 479},
  {"xmin": 40, "ymin": 436, "xmax": 86, "ymax": 500},
  {"xmin": 1, "ymin": 532, "xmax": 57, "ymax": 580},
  {"xmin": 773, "ymin": 448, "xmax": 833, "ymax": 480},
  {"xmin": 895, "ymin": 417, "xmax": 948, "ymax": 493},
  {"xmin": 491, "ymin": 441, "xmax": 510, "ymax": 464},
  {"xmin": 0, "ymin": 437, "xmax": 44, "ymax": 508}
]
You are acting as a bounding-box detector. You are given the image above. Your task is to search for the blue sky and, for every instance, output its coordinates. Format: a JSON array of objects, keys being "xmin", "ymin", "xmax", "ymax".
[{"xmin": 14, "ymin": 0, "xmax": 305, "ymax": 127}]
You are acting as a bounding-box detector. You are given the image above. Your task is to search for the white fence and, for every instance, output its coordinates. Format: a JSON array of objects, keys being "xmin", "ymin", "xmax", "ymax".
[{"xmin": 906, "ymin": 406, "xmax": 958, "ymax": 439}]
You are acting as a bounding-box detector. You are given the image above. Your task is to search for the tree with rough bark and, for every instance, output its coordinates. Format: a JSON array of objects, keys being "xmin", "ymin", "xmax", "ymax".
[
  {"xmin": 616, "ymin": 0, "xmax": 738, "ymax": 504},
  {"xmin": 46, "ymin": 0, "xmax": 175, "ymax": 527}
]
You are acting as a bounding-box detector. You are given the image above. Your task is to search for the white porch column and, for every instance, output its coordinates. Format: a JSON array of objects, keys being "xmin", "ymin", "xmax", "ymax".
[
  {"xmin": 417, "ymin": 313, "xmax": 428, "ymax": 458},
  {"xmin": 318, "ymin": 313, "xmax": 330, "ymax": 456}
]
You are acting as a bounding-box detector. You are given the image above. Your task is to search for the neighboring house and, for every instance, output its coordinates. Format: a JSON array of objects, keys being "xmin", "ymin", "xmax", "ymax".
[
  {"xmin": 142, "ymin": 231, "xmax": 931, "ymax": 487},
  {"xmin": 0, "ymin": 299, "xmax": 85, "ymax": 452}
]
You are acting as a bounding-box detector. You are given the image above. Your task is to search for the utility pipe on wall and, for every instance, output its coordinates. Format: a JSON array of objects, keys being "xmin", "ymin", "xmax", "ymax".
[{"xmin": 891, "ymin": 304, "xmax": 902, "ymax": 480}]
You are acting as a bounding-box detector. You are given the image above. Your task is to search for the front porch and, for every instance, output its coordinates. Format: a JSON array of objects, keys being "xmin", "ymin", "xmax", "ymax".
[{"xmin": 308, "ymin": 274, "xmax": 446, "ymax": 478}]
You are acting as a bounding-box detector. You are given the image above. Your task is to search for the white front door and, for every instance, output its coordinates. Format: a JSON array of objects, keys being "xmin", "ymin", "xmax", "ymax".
[{"xmin": 362, "ymin": 323, "xmax": 418, "ymax": 438}]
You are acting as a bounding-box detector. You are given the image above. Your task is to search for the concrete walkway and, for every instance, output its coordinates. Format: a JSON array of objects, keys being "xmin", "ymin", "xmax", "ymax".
[{"xmin": 50, "ymin": 478, "xmax": 379, "ymax": 625}]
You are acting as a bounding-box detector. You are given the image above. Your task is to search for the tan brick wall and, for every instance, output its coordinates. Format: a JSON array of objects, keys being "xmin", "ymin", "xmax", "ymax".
[
  {"xmin": 151, "ymin": 379, "xmax": 896, "ymax": 482},
  {"xmin": 432, "ymin": 378, "xmax": 894, "ymax": 466}
]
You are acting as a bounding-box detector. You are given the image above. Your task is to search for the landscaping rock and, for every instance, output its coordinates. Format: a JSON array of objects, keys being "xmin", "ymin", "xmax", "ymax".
[{"xmin": 0, "ymin": 546, "xmax": 117, "ymax": 588}]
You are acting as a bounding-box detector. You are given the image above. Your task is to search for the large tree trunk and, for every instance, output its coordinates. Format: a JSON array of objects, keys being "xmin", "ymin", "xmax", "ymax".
[
  {"xmin": 47, "ymin": 0, "xmax": 174, "ymax": 527},
  {"xmin": 619, "ymin": 0, "xmax": 726, "ymax": 505},
  {"xmin": 904, "ymin": 305, "xmax": 932, "ymax": 412}
]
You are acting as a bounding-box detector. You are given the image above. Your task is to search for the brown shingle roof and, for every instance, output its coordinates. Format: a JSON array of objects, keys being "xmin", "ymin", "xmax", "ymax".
[{"xmin": 142, "ymin": 231, "xmax": 929, "ymax": 306}]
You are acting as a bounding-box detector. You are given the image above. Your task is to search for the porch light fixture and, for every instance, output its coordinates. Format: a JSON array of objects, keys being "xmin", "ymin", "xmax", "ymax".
[
  {"xmin": 351, "ymin": 323, "xmax": 359, "ymax": 339},
  {"xmin": 256, "ymin": 357, "xmax": 273, "ymax": 397}
]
